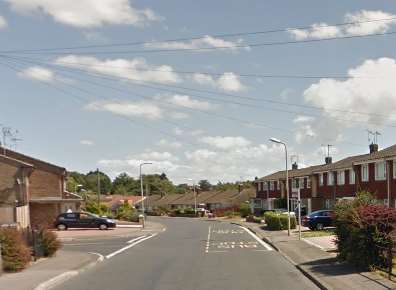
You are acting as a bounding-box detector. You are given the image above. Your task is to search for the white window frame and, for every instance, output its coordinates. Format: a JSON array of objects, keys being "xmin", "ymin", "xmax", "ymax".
[
  {"xmin": 291, "ymin": 179, "xmax": 298, "ymax": 191},
  {"xmin": 349, "ymin": 169, "xmax": 355, "ymax": 184},
  {"xmin": 307, "ymin": 177, "xmax": 311, "ymax": 189},
  {"xmin": 263, "ymin": 182, "xmax": 268, "ymax": 191},
  {"xmin": 269, "ymin": 181, "xmax": 274, "ymax": 191},
  {"xmin": 362, "ymin": 164, "xmax": 369, "ymax": 182},
  {"xmin": 337, "ymin": 171, "xmax": 345, "ymax": 185},
  {"xmin": 300, "ymin": 177, "xmax": 305, "ymax": 189},
  {"xmin": 393, "ymin": 160, "xmax": 396, "ymax": 179},
  {"xmin": 327, "ymin": 172, "xmax": 334, "ymax": 186},
  {"xmin": 319, "ymin": 173, "xmax": 324, "ymax": 186},
  {"xmin": 277, "ymin": 181, "xmax": 280, "ymax": 190},
  {"xmin": 375, "ymin": 161, "xmax": 386, "ymax": 181}
]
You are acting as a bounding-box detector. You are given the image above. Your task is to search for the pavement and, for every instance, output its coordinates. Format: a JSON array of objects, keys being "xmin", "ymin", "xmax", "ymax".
[
  {"xmin": 239, "ymin": 221, "xmax": 396, "ymax": 290},
  {"xmin": 0, "ymin": 220, "xmax": 164, "ymax": 290},
  {"xmin": 51, "ymin": 216, "xmax": 318, "ymax": 290}
]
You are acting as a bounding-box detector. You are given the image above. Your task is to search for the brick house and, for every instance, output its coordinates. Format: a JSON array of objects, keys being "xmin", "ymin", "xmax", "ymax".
[{"xmin": 0, "ymin": 147, "xmax": 82, "ymax": 228}]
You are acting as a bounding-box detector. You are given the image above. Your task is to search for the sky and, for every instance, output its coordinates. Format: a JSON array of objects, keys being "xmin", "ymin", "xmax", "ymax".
[{"xmin": 2, "ymin": 0, "xmax": 396, "ymax": 184}]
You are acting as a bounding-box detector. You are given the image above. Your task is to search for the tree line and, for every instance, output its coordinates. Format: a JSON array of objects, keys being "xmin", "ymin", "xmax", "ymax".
[{"xmin": 66, "ymin": 170, "xmax": 252, "ymax": 196}]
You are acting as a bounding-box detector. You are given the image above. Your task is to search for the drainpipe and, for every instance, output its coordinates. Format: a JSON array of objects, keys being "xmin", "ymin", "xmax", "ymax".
[{"xmin": 266, "ymin": 183, "xmax": 269, "ymax": 210}]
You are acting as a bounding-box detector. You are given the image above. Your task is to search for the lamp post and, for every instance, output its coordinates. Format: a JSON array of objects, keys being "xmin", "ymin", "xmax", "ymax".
[
  {"xmin": 188, "ymin": 178, "xmax": 197, "ymax": 215},
  {"xmin": 270, "ymin": 137, "xmax": 291, "ymax": 236},
  {"xmin": 139, "ymin": 162, "xmax": 152, "ymax": 215}
]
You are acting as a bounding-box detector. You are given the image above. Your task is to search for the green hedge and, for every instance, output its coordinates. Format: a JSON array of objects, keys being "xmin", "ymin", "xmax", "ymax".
[{"xmin": 264, "ymin": 212, "xmax": 296, "ymax": 230}]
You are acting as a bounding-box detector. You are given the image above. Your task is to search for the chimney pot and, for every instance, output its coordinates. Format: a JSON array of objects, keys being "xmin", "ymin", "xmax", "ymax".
[
  {"xmin": 369, "ymin": 143, "xmax": 379, "ymax": 154},
  {"xmin": 325, "ymin": 157, "xmax": 332, "ymax": 164},
  {"xmin": 292, "ymin": 162, "xmax": 298, "ymax": 170}
]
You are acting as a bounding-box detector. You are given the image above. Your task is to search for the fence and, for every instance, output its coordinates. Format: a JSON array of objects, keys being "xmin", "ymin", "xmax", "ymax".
[{"xmin": 376, "ymin": 244, "xmax": 396, "ymax": 280}]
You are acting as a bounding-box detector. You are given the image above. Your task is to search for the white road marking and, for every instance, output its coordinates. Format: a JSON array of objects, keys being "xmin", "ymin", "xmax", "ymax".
[
  {"xmin": 127, "ymin": 235, "xmax": 146, "ymax": 244},
  {"xmin": 239, "ymin": 226, "xmax": 273, "ymax": 251},
  {"xmin": 106, "ymin": 234, "xmax": 157, "ymax": 259},
  {"xmin": 205, "ymin": 226, "xmax": 211, "ymax": 253}
]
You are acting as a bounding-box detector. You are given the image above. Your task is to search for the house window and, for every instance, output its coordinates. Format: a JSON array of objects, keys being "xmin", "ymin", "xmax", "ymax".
[
  {"xmin": 394, "ymin": 161, "xmax": 396, "ymax": 179},
  {"xmin": 300, "ymin": 178, "xmax": 305, "ymax": 189},
  {"xmin": 277, "ymin": 181, "xmax": 280, "ymax": 190},
  {"xmin": 337, "ymin": 171, "xmax": 345, "ymax": 185},
  {"xmin": 291, "ymin": 179, "xmax": 299, "ymax": 190},
  {"xmin": 375, "ymin": 161, "xmax": 386, "ymax": 181},
  {"xmin": 362, "ymin": 164, "xmax": 369, "ymax": 182},
  {"xmin": 307, "ymin": 177, "xmax": 311, "ymax": 188},
  {"xmin": 319, "ymin": 173, "xmax": 324, "ymax": 186},
  {"xmin": 349, "ymin": 169, "xmax": 355, "ymax": 184},
  {"xmin": 269, "ymin": 181, "xmax": 274, "ymax": 191},
  {"xmin": 263, "ymin": 182, "xmax": 268, "ymax": 191},
  {"xmin": 327, "ymin": 172, "xmax": 334, "ymax": 186}
]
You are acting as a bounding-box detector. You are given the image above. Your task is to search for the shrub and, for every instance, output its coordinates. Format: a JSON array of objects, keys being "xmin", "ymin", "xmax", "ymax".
[
  {"xmin": 334, "ymin": 191, "xmax": 396, "ymax": 269},
  {"xmin": 239, "ymin": 203, "xmax": 251, "ymax": 218},
  {"xmin": 39, "ymin": 229, "xmax": 61, "ymax": 257},
  {"xmin": 0, "ymin": 228, "xmax": 31, "ymax": 272},
  {"xmin": 264, "ymin": 212, "xmax": 296, "ymax": 230},
  {"xmin": 246, "ymin": 215, "xmax": 262, "ymax": 223},
  {"xmin": 85, "ymin": 202, "xmax": 113, "ymax": 217},
  {"xmin": 116, "ymin": 203, "xmax": 139, "ymax": 222}
]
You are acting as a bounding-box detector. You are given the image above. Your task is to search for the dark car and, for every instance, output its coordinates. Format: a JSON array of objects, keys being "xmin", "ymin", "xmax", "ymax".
[
  {"xmin": 54, "ymin": 212, "xmax": 116, "ymax": 230},
  {"xmin": 302, "ymin": 210, "xmax": 334, "ymax": 230}
]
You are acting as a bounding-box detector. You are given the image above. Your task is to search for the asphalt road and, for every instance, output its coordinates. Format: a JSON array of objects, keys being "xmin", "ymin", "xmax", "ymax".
[{"xmin": 54, "ymin": 217, "xmax": 318, "ymax": 290}]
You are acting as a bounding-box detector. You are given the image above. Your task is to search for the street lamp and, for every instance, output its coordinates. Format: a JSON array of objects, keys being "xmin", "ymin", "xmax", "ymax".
[
  {"xmin": 139, "ymin": 162, "xmax": 152, "ymax": 215},
  {"xmin": 188, "ymin": 178, "xmax": 197, "ymax": 215},
  {"xmin": 270, "ymin": 137, "xmax": 291, "ymax": 236}
]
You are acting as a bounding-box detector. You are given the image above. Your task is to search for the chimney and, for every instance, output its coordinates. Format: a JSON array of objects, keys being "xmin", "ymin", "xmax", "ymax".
[
  {"xmin": 325, "ymin": 156, "xmax": 332, "ymax": 164},
  {"xmin": 369, "ymin": 143, "xmax": 378, "ymax": 154},
  {"xmin": 292, "ymin": 162, "xmax": 298, "ymax": 170}
]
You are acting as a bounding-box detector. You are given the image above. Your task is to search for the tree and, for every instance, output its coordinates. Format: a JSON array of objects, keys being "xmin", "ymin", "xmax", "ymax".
[
  {"xmin": 112, "ymin": 173, "xmax": 139, "ymax": 195},
  {"xmin": 85, "ymin": 171, "xmax": 112, "ymax": 195},
  {"xmin": 198, "ymin": 180, "xmax": 212, "ymax": 191}
]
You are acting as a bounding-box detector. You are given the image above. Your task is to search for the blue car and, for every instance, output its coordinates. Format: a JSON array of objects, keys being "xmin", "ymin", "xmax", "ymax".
[{"xmin": 302, "ymin": 210, "xmax": 334, "ymax": 230}]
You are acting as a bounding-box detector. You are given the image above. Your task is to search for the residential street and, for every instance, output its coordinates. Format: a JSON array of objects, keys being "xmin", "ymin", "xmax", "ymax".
[{"xmin": 54, "ymin": 217, "xmax": 318, "ymax": 290}]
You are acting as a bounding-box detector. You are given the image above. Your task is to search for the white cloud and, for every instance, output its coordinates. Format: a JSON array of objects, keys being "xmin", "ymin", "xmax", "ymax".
[
  {"xmin": 200, "ymin": 136, "xmax": 251, "ymax": 150},
  {"xmin": 80, "ymin": 140, "xmax": 94, "ymax": 146},
  {"xmin": 173, "ymin": 127, "xmax": 183, "ymax": 136},
  {"xmin": 293, "ymin": 115, "xmax": 315, "ymax": 123},
  {"xmin": 304, "ymin": 57, "xmax": 396, "ymax": 127},
  {"xmin": 145, "ymin": 35, "xmax": 248, "ymax": 52},
  {"xmin": 18, "ymin": 66, "xmax": 55, "ymax": 82},
  {"xmin": 167, "ymin": 94, "xmax": 213, "ymax": 110},
  {"xmin": 55, "ymin": 55, "xmax": 180, "ymax": 84},
  {"xmin": 157, "ymin": 139, "xmax": 182, "ymax": 149},
  {"xmin": 192, "ymin": 72, "xmax": 245, "ymax": 92},
  {"xmin": 137, "ymin": 151, "xmax": 178, "ymax": 162},
  {"xmin": 6, "ymin": 0, "xmax": 162, "ymax": 28},
  {"xmin": 289, "ymin": 10, "xmax": 396, "ymax": 40},
  {"xmin": 86, "ymin": 100, "xmax": 163, "ymax": 120},
  {"xmin": 0, "ymin": 15, "xmax": 7, "ymax": 29}
]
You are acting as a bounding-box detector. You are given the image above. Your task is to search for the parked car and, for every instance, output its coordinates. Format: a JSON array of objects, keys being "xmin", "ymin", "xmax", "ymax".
[
  {"xmin": 302, "ymin": 210, "xmax": 334, "ymax": 230},
  {"xmin": 294, "ymin": 206, "xmax": 307, "ymax": 218},
  {"xmin": 54, "ymin": 212, "xmax": 116, "ymax": 230},
  {"xmin": 271, "ymin": 208, "xmax": 296, "ymax": 216}
]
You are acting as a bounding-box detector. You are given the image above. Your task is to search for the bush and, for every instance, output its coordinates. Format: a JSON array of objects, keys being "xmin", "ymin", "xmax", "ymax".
[
  {"xmin": 116, "ymin": 203, "xmax": 139, "ymax": 222},
  {"xmin": 264, "ymin": 212, "xmax": 296, "ymax": 230},
  {"xmin": 0, "ymin": 228, "xmax": 31, "ymax": 272},
  {"xmin": 85, "ymin": 202, "xmax": 113, "ymax": 218},
  {"xmin": 39, "ymin": 229, "xmax": 61, "ymax": 257},
  {"xmin": 246, "ymin": 215, "xmax": 262, "ymax": 223},
  {"xmin": 334, "ymin": 191, "xmax": 396, "ymax": 269},
  {"xmin": 239, "ymin": 203, "xmax": 250, "ymax": 218}
]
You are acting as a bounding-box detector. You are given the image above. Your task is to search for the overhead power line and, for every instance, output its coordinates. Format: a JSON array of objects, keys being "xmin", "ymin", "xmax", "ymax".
[
  {"xmin": 1, "ymin": 54, "xmax": 391, "ymax": 120},
  {"xmin": 3, "ymin": 30, "xmax": 396, "ymax": 55},
  {"xmin": 1, "ymin": 16, "xmax": 396, "ymax": 53}
]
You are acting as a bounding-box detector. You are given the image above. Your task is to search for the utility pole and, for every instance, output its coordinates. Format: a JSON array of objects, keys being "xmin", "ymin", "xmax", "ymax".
[
  {"xmin": 139, "ymin": 162, "xmax": 152, "ymax": 215},
  {"xmin": 97, "ymin": 168, "xmax": 101, "ymax": 207}
]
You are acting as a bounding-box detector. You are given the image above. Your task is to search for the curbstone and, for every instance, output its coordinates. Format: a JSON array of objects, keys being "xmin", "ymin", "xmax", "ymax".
[{"xmin": 33, "ymin": 252, "xmax": 104, "ymax": 290}]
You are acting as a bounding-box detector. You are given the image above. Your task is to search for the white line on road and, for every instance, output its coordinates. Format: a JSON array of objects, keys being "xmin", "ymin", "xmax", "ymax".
[
  {"xmin": 106, "ymin": 234, "xmax": 157, "ymax": 259},
  {"xmin": 127, "ymin": 235, "xmax": 146, "ymax": 244},
  {"xmin": 239, "ymin": 226, "xmax": 273, "ymax": 251},
  {"xmin": 205, "ymin": 225, "xmax": 211, "ymax": 253}
]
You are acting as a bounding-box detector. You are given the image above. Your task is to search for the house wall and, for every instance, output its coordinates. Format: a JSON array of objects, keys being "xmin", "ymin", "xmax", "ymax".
[
  {"xmin": 356, "ymin": 163, "xmax": 388, "ymax": 199},
  {"xmin": 334, "ymin": 169, "xmax": 356, "ymax": 198},
  {"xmin": 30, "ymin": 203, "xmax": 59, "ymax": 228},
  {"xmin": 29, "ymin": 169, "xmax": 63, "ymax": 199},
  {"xmin": 0, "ymin": 162, "xmax": 18, "ymax": 205}
]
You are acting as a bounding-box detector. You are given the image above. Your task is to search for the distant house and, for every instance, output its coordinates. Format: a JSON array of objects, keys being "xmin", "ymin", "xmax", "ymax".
[
  {"xmin": 102, "ymin": 194, "xmax": 146, "ymax": 211},
  {"xmin": 0, "ymin": 147, "xmax": 82, "ymax": 228}
]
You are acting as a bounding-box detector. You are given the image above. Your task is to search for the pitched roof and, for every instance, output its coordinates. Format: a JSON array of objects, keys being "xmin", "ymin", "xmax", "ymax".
[
  {"xmin": 0, "ymin": 147, "xmax": 66, "ymax": 175},
  {"xmin": 153, "ymin": 194, "xmax": 185, "ymax": 206},
  {"xmin": 0, "ymin": 154, "xmax": 34, "ymax": 168}
]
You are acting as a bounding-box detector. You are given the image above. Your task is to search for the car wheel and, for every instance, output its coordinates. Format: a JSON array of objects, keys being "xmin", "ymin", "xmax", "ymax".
[
  {"xmin": 99, "ymin": 224, "xmax": 108, "ymax": 230},
  {"xmin": 316, "ymin": 223, "xmax": 324, "ymax": 230},
  {"xmin": 57, "ymin": 224, "xmax": 67, "ymax": 231}
]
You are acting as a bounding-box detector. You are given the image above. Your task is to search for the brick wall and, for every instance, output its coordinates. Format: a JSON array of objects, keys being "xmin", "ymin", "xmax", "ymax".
[
  {"xmin": 0, "ymin": 162, "xmax": 18, "ymax": 204},
  {"xmin": 30, "ymin": 203, "xmax": 59, "ymax": 228},
  {"xmin": 29, "ymin": 169, "xmax": 62, "ymax": 199}
]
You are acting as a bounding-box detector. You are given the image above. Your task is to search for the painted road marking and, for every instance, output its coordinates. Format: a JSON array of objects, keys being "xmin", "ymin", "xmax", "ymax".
[
  {"xmin": 212, "ymin": 241, "xmax": 259, "ymax": 249},
  {"xmin": 211, "ymin": 229, "xmax": 245, "ymax": 234},
  {"xmin": 205, "ymin": 226, "xmax": 211, "ymax": 253},
  {"xmin": 239, "ymin": 226, "xmax": 273, "ymax": 251},
  {"xmin": 106, "ymin": 234, "xmax": 157, "ymax": 259}
]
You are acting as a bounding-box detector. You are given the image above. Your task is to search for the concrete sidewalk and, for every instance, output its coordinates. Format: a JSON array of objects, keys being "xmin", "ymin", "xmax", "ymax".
[
  {"xmin": 240, "ymin": 221, "xmax": 396, "ymax": 290},
  {"xmin": 0, "ymin": 250, "xmax": 101, "ymax": 290}
]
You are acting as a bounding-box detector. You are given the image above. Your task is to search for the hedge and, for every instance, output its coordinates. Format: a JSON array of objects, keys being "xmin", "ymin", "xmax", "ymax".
[
  {"xmin": 264, "ymin": 212, "xmax": 296, "ymax": 230},
  {"xmin": 0, "ymin": 228, "xmax": 31, "ymax": 272}
]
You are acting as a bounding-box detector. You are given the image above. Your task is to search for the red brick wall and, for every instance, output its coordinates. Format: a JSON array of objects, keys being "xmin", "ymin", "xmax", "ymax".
[{"xmin": 29, "ymin": 170, "xmax": 62, "ymax": 199}]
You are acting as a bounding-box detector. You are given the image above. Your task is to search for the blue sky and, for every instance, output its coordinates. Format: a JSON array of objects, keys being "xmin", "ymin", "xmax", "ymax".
[{"xmin": 1, "ymin": 0, "xmax": 396, "ymax": 184}]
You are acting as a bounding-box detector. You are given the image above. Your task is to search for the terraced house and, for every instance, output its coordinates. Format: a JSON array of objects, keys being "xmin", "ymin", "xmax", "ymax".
[{"xmin": 253, "ymin": 143, "xmax": 396, "ymax": 214}]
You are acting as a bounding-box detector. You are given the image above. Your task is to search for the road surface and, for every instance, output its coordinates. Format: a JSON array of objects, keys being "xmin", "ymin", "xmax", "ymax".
[{"xmin": 55, "ymin": 217, "xmax": 318, "ymax": 290}]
